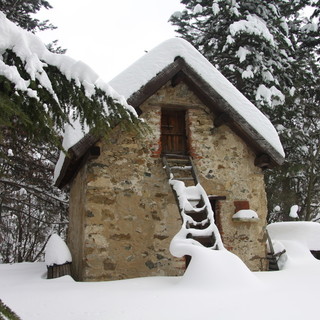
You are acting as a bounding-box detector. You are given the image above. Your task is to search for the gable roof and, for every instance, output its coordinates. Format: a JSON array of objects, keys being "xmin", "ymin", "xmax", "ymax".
[{"xmin": 54, "ymin": 38, "xmax": 285, "ymax": 188}]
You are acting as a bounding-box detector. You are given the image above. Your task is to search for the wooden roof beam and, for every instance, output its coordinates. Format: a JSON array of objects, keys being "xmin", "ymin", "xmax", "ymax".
[
  {"xmin": 255, "ymin": 154, "xmax": 271, "ymax": 169},
  {"xmin": 214, "ymin": 113, "xmax": 230, "ymax": 127}
]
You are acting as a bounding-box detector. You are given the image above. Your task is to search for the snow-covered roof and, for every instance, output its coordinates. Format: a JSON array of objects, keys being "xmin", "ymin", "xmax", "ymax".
[
  {"xmin": 110, "ymin": 38, "xmax": 285, "ymax": 162},
  {"xmin": 55, "ymin": 38, "xmax": 285, "ymax": 187}
]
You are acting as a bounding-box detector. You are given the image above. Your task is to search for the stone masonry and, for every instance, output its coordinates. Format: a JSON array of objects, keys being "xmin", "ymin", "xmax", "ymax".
[{"xmin": 68, "ymin": 80, "xmax": 268, "ymax": 281}]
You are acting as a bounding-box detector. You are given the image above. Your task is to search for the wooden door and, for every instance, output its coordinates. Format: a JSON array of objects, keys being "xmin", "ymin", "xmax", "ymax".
[{"xmin": 161, "ymin": 109, "xmax": 187, "ymax": 155}]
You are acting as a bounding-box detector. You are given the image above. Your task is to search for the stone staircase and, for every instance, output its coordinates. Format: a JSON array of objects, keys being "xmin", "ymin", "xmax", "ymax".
[{"xmin": 162, "ymin": 155, "xmax": 224, "ymax": 250}]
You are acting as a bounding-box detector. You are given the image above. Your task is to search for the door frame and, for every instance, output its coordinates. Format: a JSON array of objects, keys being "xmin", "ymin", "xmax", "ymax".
[{"xmin": 160, "ymin": 108, "xmax": 188, "ymax": 156}]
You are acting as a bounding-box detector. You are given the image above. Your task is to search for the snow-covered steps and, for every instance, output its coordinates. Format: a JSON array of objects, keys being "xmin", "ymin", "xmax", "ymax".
[
  {"xmin": 163, "ymin": 155, "xmax": 224, "ymax": 257},
  {"xmin": 163, "ymin": 155, "xmax": 199, "ymax": 186}
]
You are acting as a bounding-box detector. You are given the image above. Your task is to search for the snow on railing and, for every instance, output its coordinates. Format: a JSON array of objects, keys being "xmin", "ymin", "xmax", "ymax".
[{"xmin": 169, "ymin": 178, "xmax": 224, "ymax": 259}]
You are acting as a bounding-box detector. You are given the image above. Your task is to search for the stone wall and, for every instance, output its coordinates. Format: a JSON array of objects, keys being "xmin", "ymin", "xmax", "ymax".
[
  {"xmin": 187, "ymin": 107, "xmax": 268, "ymax": 270},
  {"xmin": 68, "ymin": 80, "xmax": 268, "ymax": 281}
]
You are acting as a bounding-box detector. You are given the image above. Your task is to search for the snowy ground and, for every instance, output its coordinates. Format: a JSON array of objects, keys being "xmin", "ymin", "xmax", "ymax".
[{"xmin": 1, "ymin": 231, "xmax": 320, "ymax": 320}]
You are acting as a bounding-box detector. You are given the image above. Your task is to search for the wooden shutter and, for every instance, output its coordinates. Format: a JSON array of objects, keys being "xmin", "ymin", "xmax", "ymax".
[{"xmin": 161, "ymin": 109, "xmax": 187, "ymax": 155}]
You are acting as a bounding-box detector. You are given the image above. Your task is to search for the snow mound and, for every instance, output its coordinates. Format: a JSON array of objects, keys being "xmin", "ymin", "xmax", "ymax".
[
  {"xmin": 267, "ymin": 222, "xmax": 320, "ymax": 269},
  {"xmin": 180, "ymin": 246, "xmax": 260, "ymax": 289},
  {"xmin": 278, "ymin": 240, "xmax": 317, "ymax": 269},
  {"xmin": 233, "ymin": 209, "xmax": 259, "ymax": 219},
  {"xmin": 267, "ymin": 222, "xmax": 320, "ymax": 251},
  {"xmin": 289, "ymin": 205, "xmax": 299, "ymax": 218},
  {"xmin": 167, "ymin": 177, "xmax": 258, "ymax": 289},
  {"xmin": 45, "ymin": 234, "xmax": 72, "ymax": 267}
]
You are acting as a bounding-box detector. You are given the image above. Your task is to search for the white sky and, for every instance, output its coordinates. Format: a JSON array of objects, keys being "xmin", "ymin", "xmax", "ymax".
[{"xmin": 37, "ymin": 0, "xmax": 184, "ymax": 82}]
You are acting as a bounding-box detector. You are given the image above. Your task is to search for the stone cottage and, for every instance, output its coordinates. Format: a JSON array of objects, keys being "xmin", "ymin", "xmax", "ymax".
[{"xmin": 54, "ymin": 38, "xmax": 285, "ymax": 281}]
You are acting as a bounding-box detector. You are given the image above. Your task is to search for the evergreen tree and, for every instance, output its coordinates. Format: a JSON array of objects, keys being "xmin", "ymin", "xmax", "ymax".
[
  {"xmin": 0, "ymin": 0, "xmax": 55, "ymax": 32},
  {"xmin": 267, "ymin": 69, "xmax": 320, "ymax": 222},
  {"xmin": 299, "ymin": 1, "xmax": 320, "ymax": 58},
  {"xmin": 170, "ymin": 0, "xmax": 320, "ymax": 221},
  {"xmin": 170, "ymin": 0, "xmax": 308, "ymax": 113},
  {"xmin": 0, "ymin": 130, "xmax": 68, "ymax": 263},
  {"xmin": 0, "ymin": 0, "xmax": 68, "ymax": 263},
  {"xmin": 0, "ymin": 5, "xmax": 139, "ymax": 262},
  {"xmin": 0, "ymin": 0, "xmax": 65, "ymax": 53},
  {"xmin": 0, "ymin": 10, "xmax": 137, "ymax": 152},
  {"xmin": 267, "ymin": 2, "xmax": 320, "ymax": 222}
]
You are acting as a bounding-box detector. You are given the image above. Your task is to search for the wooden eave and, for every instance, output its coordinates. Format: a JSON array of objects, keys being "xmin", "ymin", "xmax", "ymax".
[
  {"xmin": 127, "ymin": 57, "xmax": 284, "ymax": 168},
  {"xmin": 127, "ymin": 57, "xmax": 186, "ymax": 114},
  {"xmin": 55, "ymin": 56, "xmax": 284, "ymax": 189},
  {"xmin": 55, "ymin": 134, "xmax": 99, "ymax": 189}
]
